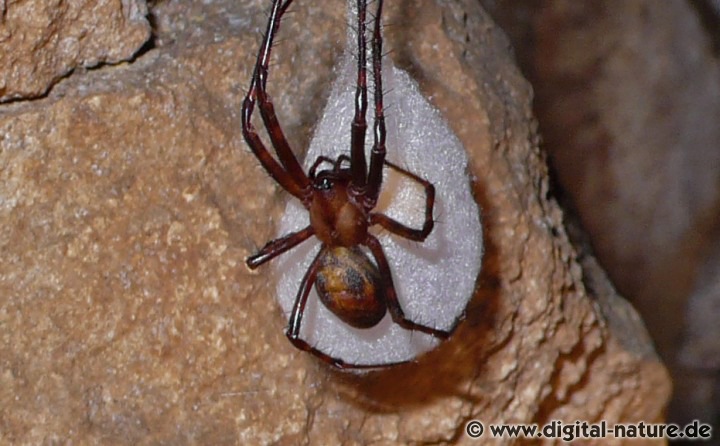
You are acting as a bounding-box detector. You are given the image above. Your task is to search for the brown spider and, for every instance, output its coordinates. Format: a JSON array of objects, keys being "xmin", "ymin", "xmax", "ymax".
[{"xmin": 241, "ymin": 0, "xmax": 450, "ymax": 369}]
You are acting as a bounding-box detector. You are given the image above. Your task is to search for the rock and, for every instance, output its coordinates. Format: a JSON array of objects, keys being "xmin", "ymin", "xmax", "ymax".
[
  {"xmin": 482, "ymin": 0, "xmax": 720, "ymax": 433},
  {"xmin": 0, "ymin": 0, "xmax": 670, "ymax": 443},
  {"xmin": 0, "ymin": 0, "xmax": 150, "ymax": 102},
  {"xmin": 677, "ymin": 236, "xmax": 720, "ymax": 424},
  {"xmin": 529, "ymin": 0, "xmax": 720, "ymax": 363}
]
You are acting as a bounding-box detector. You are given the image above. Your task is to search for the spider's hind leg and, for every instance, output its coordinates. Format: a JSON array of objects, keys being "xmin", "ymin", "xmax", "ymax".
[
  {"xmin": 285, "ymin": 246, "xmax": 391, "ymax": 369},
  {"xmin": 364, "ymin": 234, "xmax": 450, "ymax": 340}
]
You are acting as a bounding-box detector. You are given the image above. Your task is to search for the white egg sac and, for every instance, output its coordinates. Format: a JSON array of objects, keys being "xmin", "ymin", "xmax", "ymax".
[{"xmin": 272, "ymin": 5, "xmax": 483, "ymax": 368}]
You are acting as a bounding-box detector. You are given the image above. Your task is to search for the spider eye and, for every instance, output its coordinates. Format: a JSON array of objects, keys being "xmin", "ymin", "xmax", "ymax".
[{"xmin": 316, "ymin": 177, "xmax": 333, "ymax": 190}]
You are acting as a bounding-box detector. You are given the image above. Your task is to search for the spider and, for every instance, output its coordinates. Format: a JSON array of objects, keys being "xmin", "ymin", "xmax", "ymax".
[{"xmin": 241, "ymin": 0, "xmax": 450, "ymax": 369}]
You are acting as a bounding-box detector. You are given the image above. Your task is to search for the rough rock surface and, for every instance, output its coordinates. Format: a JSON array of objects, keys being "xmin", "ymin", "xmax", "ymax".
[
  {"xmin": 0, "ymin": 0, "xmax": 670, "ymax": 443},
  {"xmin": 482, "ymin": 0, "xmax": 720, "ymax": 431},
  {"xmin": 531, "ymin": 0, "xmax": 720, "ymax": 362},
  {"xmin": 678, "ymin": 235, "xmax": 720, "ymax": 425},
  {"xmin": 0, "ymin": 0, "xmax": 150, "ymax": 102}
]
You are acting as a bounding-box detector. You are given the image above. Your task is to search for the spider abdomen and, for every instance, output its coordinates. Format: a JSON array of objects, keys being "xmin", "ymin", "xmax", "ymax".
[{"xmin": 315, "ymin": 246, "xmax": 387, "ymax": 329}]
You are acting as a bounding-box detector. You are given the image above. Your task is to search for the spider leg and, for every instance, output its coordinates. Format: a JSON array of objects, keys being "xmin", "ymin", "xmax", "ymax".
[
  {"xmin": 369, "ymin": 160, "xmax": 435, "ymax": 241},
  {"xmin": 286, "ymin": 246, "xmax": 349, "ymax": 366},
  {"xmin": 242, "ymin": 0, "xmax": 311, "ymax": 202},
  {"xmin": 349, "ymin": 0, "xmax": 369, "ymax": 190},
  {"xmin": 247, "ymin": 225, "xmax": 315, "ymax": 269},
  {"xmin": 364, "ymin": 234, "xmax": 450, "ymax": 339},
  {"xmin": 366, "ymin": 0, "xmax": 386, "ymax": 205}
]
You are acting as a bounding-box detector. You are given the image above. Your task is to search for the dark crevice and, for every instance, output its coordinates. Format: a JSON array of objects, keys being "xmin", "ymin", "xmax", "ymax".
[
  {"xmin": 0, "ymin": 7, "xmax": 157, "ymax": 107},
  {"xmin": 131, "ymin": 29, "xmax": 157, "ymax": 62},
  {"xmin": 689, "ymin": 0, "xmax": 720, "ymax": 55}
]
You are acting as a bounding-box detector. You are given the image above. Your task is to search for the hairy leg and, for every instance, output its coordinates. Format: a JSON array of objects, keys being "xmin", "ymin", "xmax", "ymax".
[
  {"xmin": 370, "ymin": 160, "xmax": 435, "ymax": 241},
  {"xmin": 242, "ymin": 0, "xmax": 311, "ymax": 202},
  {"xmin": 364, "ymin": 234, "xmax": 449, "ymax": 339}
]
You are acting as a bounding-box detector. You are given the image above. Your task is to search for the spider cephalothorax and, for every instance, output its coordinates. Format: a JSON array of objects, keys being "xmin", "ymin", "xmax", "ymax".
[
  {"xmin": 307, "ymin": 163, "xmax": 370, "ymax": 248},
  {"xmin": 241, "ymin": 0, "xmax": 450, "ymax": 369}
]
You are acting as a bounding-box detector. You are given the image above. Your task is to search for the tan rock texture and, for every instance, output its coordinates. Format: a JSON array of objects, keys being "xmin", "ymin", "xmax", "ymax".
[
  {"xmin": 0, "ymin": 0, "xmax": 150, "ymax": 102},
  {"xmin": 0, "ymin": 0, "xmax": 670, "ymax": 444}
]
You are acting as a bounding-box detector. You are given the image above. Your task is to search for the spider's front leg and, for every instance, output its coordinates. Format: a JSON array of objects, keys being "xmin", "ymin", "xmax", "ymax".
[
  {"xmin": 242, "ymin": 0, "xmax": 318, "ymax": 268},
  {"xmin": 349, "ymin": 0, "xmax": 369, "ymax": 189},
  {"xmin": 364, "ymin": 235, "xmax": 451, "ymax": 339},
  {"xmin": 365, "ymin": 0, "xmax": 386, "ymax": 204},
  {"xmin": 241, "ymin": 0, "xmax": 311, "ymax": 202}
]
